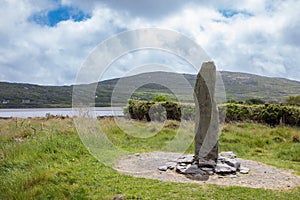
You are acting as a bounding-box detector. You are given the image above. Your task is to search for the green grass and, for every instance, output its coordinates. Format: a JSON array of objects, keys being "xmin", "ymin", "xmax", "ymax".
[
  {"xmin": 0, "ymin": 118, "xmax": 299, "ymax": 199},
  {"xmin": 219, "ymin": 123, "xmax": 300, "ymax": 174}
]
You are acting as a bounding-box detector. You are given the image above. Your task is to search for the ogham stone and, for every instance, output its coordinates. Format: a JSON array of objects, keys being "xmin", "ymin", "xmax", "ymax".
[
  {"xmin": 157, "ymin": 62, "xmax": 247, "ymax": 180},
  {"xmin": 193, "ymin": 62, "xmax": 219, "ymax": 169}
]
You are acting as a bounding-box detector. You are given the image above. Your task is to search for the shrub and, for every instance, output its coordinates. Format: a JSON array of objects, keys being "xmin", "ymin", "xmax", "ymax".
[
  {"xmin": 127, "ymin": 100, "xmax": 154, "ymax": 120},
  {"xmin": 152, "ymin": 95, "xmax": 167, "ymax": 102},
  {"xmin": 161, "ymin": 101, "xmax": 181, "ymax": 120},
  {"xmin": 148, "ymin": 104, "xmax": 166, "ymax": 122},
  {"xmin": 227, "ymin": 99, "xmax": 238, "ymax": 104},
  {"xmin": 259, "ymin": 104, "xmax": 282, "ymax": 126},
  {"xmin": 125, "ymin": 100, "xmax": 300, "ymax": 127},
  {"xmin": 126, "ymin": 100, "xmax": 193, "ymax": 121},
  {"xmin": 245, "ymin": 98, "xmax": 265, "ymax": 105},
  {"xmin": 286, "ymin": 95, "xmax": 300, "ymax": 106}
]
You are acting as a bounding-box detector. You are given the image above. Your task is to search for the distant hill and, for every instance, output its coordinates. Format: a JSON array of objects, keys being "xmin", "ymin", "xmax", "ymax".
[
  {"xmin": 219, "ymin": 72, "xmax": 300, "ymax": 102},
  {"xmin": 0, "ymin": 71, "xmax": 299, "ymax": 108}
]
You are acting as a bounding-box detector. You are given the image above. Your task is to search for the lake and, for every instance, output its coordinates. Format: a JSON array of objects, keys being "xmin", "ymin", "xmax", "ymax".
[{"xmin": 0, "ymin": 107, "xmax": 124, "ymax": 118}]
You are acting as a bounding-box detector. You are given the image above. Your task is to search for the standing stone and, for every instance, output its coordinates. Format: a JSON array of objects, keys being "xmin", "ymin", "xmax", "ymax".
[{"xmin": 194, "ymin": 62, "xmax": 219, "ymax": 169}]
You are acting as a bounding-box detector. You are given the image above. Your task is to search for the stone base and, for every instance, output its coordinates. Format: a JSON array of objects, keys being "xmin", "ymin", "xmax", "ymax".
[{"xmin": 158, "ymin": 152, "xmax": 250, "ymax": 181}]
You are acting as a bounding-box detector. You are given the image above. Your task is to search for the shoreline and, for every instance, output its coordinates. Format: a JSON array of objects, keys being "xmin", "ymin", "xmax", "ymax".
[{"xmin": 0, "ymin": 107, "xmax": 124, "ymax": 118}]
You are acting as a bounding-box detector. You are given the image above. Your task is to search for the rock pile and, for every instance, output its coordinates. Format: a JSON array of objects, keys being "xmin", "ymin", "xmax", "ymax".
[{"xmin": 158, "ymin": 152, "xmax": 250, "ymax": 181}]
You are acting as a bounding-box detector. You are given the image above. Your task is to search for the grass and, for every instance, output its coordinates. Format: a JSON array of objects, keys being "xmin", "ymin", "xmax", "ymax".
[
  {"xmin": 219, "ymin": 123, "xmax": 300, "ymax": 174},
  {"xmin": 0, "ymin": 117, "xmax": 299, "ymax": 199}
]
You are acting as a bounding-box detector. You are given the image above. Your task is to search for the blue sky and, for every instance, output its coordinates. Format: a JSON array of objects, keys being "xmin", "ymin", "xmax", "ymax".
[
  {"xmin": 30, "ymin": 6, "xmax": 91, "ymax": 27},
  {"xmin": 0, "ymin": 0, "xmax": 299, "ymax": 85}
]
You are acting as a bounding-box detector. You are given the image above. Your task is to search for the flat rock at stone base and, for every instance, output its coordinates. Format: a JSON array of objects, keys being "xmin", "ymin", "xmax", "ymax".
[
  {"xmin": 166, "ymin": 162, "xmax": 177, "ymax": 170},
  {"xmin": 184, "ymin": 164, "xmax": 207, "ymax": 175},
  {"xmin": 198, "ymin": 160, "xmax": 217, "ymax": 168},
  {"xmin": 177, "ymin": 155, "xmax": 194, "ymax": 164},
  {"xmin": 158, "ymin": 166, "xmax": 168, "ymax": 171},
  {"xmin": 240, "ymin": 167, "xmax": 250, "ymax": 174},
  {"xmin": 215, "ymin": 163, "xmax": 237, "ymax": 174},
  {"xmin": 220, "ymin": 151, "xmax": 237, "ymax": 159},
  {"xmin": 200, "ymin": 167, "xmax": 215, "ymax": 175},
  {"xmin": 176, "ymin": 165, "xmax": 187, "ymax": 174},
  {"xmin": 225, "ymin": 159, "xmax": 241, "ymax": 170},
  {"xmin": 218, "ymin": 157, "xmax": 241, "ymax": 170}
]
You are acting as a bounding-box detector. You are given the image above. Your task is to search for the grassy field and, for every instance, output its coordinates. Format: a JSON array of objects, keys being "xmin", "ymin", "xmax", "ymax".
[{"xmin": 0, "ymin": 117, "xmax": 299, "ymax": 199}]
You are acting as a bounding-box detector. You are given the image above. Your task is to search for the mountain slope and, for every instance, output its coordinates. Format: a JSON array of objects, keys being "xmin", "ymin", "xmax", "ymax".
[
  {"xmin": 0, "ymin": 71, "xmax": 299, "ymax": 108},
  {"xmin": 220, "ymin": 72, "xmax": 300, "ymax": 102}
]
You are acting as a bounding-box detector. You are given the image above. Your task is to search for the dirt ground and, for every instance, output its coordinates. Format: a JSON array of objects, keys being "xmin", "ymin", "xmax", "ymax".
[{"xmin": 115, "ymin": 152, "xmax": 300, "ymax": 190}]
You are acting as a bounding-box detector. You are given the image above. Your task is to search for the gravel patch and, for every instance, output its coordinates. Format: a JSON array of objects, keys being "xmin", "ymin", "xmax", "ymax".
[{"xmin": 115, "ymin": 152, "xmax": 300, "ymax": 190}]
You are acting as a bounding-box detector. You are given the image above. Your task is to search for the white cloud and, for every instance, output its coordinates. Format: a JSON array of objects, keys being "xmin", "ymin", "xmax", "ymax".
[
  {"xmin": 0, "ymin": 1, "xmax": 127, "ymax": 85},
  {"xmin": 0, "ymin": 0, "xmax": 299, "ymax": 85},
  {"xmin": 144, "ymin": 0, "xmax": 300, "ymax": 80}
]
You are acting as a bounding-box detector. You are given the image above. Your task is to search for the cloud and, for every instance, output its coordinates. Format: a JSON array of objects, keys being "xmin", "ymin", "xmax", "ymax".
[
  {"xmin": 0, "ymin": 1, "xmax": 127, "ymax": 85},
  {"xmin": 148, "ymin": 0, "xmax": 300, "ymax": 81},
  {"xmin": 102, "ymin": 50, "xmax": 196, "ymax": 81},
  {"xmin": 63, "ymin": 0, "xmax": 196, "ymax": 19},
  {"xmin": 101, "ymin": 0, "xmax": 194, "ymax": 19},
  {"xmin": 0, "ymin": 0, "xmax": 299, "ymax": 85}
]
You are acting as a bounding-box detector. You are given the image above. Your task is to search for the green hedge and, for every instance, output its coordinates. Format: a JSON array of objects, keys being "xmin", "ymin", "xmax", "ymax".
[
  {"xmin": 125, "ymin": 100, "xmax": 300, "ymax": 127},
  {"xmin": 125, "ymin": 100, "xmax": 192, "ymax": 121},
  {"xmin": 222, "ymin": 103, "xmax": 300, "ymax": 126}
]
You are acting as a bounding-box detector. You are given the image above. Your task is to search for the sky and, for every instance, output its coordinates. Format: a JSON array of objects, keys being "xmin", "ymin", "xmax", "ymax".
[{"xmin": 0, "ymin": 0, "xmax": 300, "ymax": 85}]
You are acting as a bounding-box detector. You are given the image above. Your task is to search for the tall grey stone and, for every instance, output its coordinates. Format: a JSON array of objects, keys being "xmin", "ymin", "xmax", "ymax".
[{"xmin": 194, "ymin": 62, "xmax": 219, "ymax": 168}]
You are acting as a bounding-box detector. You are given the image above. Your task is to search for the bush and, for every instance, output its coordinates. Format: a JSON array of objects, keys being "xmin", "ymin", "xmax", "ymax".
[
  {"xmin": 286, "ymin": 95, "xmax": 300, "ymax": 106},
  {"xmin": 126, "ymin": 100, "xmax": 194, "ymax": 121},
  {"xmin": 227, "ymin": 99, "xmax": 238, "ymax": 104},
  {"xmin": 224, "ymin": 103, "xmax": 300, "ymax": 126},
  {"xmin": 125, "ymin": 100, "xmax": 300, "ymax": 127},
  {"xmin": 148, "ymin": 104, "xmax": 166, "ymax": 122},
  {"xmin": 152, "ymin": 95, "xmax": 167, "ymax": 102},
  {"xmin": 245, "ymin": 98, "xmax": 265, "ymax": 105},
  {"xmin": 127, "ymin": 100, "xmax": 154, "ymax": 120},
  {"xmin": 161, "ymin": 101, "xmax": 181, "ymax": 120},
  {"xmin": 258, "ymin": 104, "xmax": 282, "ymax": 126},
  {"xmin": 222, "ymin": 103, "xmax": 253, "ymax": 122}
]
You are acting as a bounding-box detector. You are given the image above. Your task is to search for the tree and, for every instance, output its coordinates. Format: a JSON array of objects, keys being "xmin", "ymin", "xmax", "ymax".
[
  {"xmin": 152, "ymin": 95, "xmax": 167, "ymax": 102},
  {"xmin": 286, "ymin": 95, "xmax": 300, "ymax": 106},
  {"xmin": 245, "ymin": 98, "xmax": 265, "ymax": 105}
]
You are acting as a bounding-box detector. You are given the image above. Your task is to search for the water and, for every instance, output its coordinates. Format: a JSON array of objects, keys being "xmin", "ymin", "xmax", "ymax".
[{"xmin": 0, "ymin": 107, "xmax": 124, "ymax": 118}]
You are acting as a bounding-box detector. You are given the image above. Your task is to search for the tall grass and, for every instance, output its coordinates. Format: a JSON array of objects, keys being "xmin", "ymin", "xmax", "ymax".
[{"xmin": 0, "ymin": 117, "xmax": 299, "ymax": 199}]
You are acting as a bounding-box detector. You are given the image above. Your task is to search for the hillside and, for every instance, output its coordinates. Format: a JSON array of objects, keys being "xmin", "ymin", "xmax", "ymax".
[
  {"xmin": 0, "ymin": 71, "xmax": 300, "ymax": 108},
  {"xmin": 220, "ymin": 72, "xmax": 300, "ymax": 102}
]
